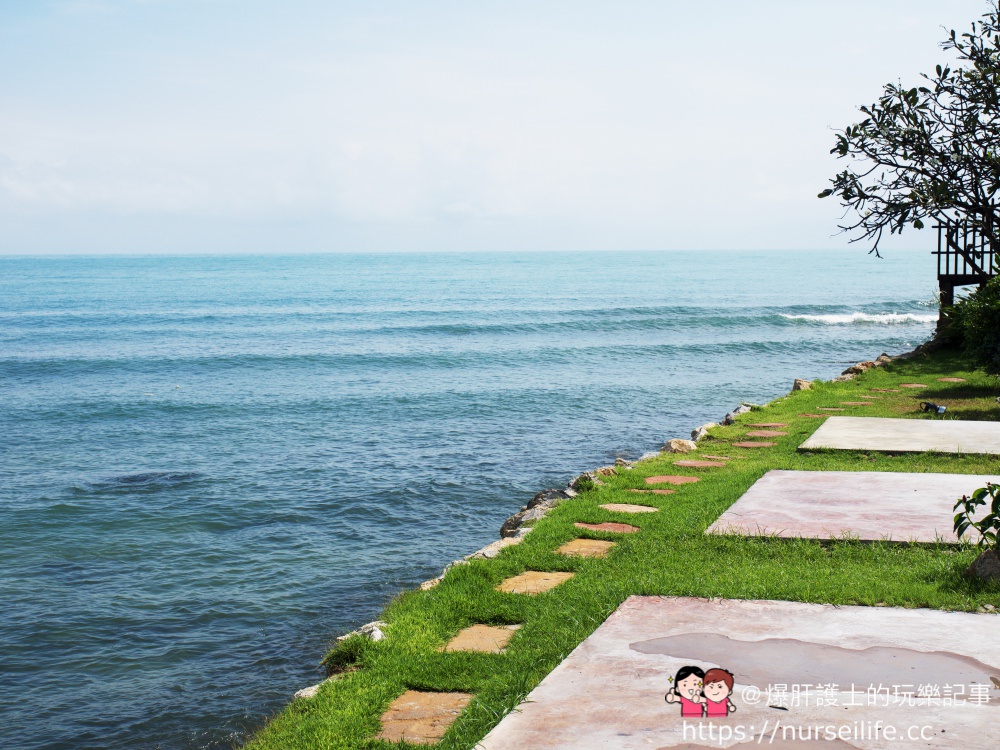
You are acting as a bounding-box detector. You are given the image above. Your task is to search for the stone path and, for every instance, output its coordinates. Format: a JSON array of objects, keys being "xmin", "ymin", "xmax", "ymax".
[
  {"xmin": 558, "ymin": 538, "xmax": 615, "ymax": 557},
  {"xmin": 497, "ymin": 571, "xmax": 574, "ymax": 595},
  {"xmin": 574, "ymin": 521, "xmax": 639, "ymax": 534},
  {"xmin": 645, "ymin": 475, "xmax": 699, "ymax": 485},
  {"xmin": 800, "ymin": 416, "xmax": 1000, "ymax": 454},
  {"xmin": 443, "ymin": 624, "xmax": 521, "ymax": 653},
  {"xmin": 706, "ymin": 469, "xmax": 1000, "ymax": 542},
  {"xmin": 599, "ymin": 503, "xmax": 658, "ymax": 514},
  {"xmin": 477, "ymin": 596, "xmax": 1000, "ymax": 749},
  {"xmin": 377, "ymin": 690, "xmax": 473, "ymax": 744}
]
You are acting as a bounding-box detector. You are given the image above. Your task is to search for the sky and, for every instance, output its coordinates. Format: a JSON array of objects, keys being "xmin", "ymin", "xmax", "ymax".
[{"xmin": 0, "ymin": 0, "xmax": 990, "ymax": 254}]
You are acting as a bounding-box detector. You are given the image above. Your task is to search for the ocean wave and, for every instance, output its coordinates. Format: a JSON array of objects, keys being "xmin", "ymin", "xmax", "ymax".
[{"xmin": 779, "ymin": 312, "xmax": 938, "ymax": 326}]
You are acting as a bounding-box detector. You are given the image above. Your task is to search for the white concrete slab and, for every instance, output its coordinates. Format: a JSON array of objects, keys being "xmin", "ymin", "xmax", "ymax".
[
  {"xmin": 799, "ymin": 417, "xmax": 1000, "ymax": 454},
  {"xmin": 478, "ymin": 596, "xmax": 1000, "ymax": 750},
  {"xmin": 706, "ymin": 470, "xmax": 1000, "ymax": 542}
]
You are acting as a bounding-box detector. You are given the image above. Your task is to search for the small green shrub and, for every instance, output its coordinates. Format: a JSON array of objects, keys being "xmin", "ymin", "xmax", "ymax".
[
  {"xmin": 954, "ymin": 483, "xmax": 1000, "ymax": 552},
  {"xmin": 947, "ymin": 275, "xmax": 1000, "ymax": 375}
]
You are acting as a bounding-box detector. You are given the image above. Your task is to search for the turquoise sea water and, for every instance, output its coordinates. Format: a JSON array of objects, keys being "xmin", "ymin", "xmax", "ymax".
[{"xmin": 1, "ymin": 251, "xmax": 938, "ymax": 749}]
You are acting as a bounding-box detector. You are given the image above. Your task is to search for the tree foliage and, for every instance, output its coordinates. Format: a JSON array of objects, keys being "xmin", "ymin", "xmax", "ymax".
[{"xmin": 820, "ymin": 1, "xmax": 1000, "ymax": 256}]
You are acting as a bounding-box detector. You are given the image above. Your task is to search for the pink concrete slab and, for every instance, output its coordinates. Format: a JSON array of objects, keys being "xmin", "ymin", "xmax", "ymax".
[
  {"xmin": 478, "ymin": 596, "xmax": 1000, "ymax": 750},
  {"xmin": 574, "ymin": 521, "xmax": 640, "ymax": 534},
  {"xmin": 745, "ymin": 430, "xmax": 787, "ymax": 438},
  {"xmin": 629, "ymin": 488, "xmax": 676, "ymax": 495},
  {"xmin": 731, "ymin": 441, "xmax": 776, "ymax": 448},
  {"xmin": 707, "ymin": 469, "xmax": 1000, "ymax": 542},
  {"xmin": 673, "ymin": 460, "xmax": 727, "ymax": 468},
  {"xmin": 900, "ymin": 383, "xmax": 928, "ymax": 388},
  {"xmin": 497, "ymin": 571, "xmax": 574, "ymax": 595},
  {"xmin": 599, "ymin": 503, "xmax": 658, "ymax": 514},
  {"xmin": 442, "ymin": 624, "xmax": 521, "ymax": 653},
  {"xmin": 938, "ymin": 377, "xmax": 967, "ymax": 382},
  {"xmin": 748, "ymin": 423, "xmax": 788, "ymax": 428},
  {"xmin": 377, "ymin": 690, "xmax": 473, "ymax": 744},
  {"xmin": 558, "ymin": 538, "xmax": 616, "ymax": 557},
  {"xmin": 800, "ymin": 416, "xmax": 1000, "ymax": 454},
  {"xmin": 645, "ymin": 475, "xmax": 699, "ymax": 485}
]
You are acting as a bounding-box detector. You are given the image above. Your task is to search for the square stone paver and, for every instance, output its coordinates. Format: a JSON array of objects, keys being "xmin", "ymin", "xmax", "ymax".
[
  {"xmin": 497, "ymin": 571, "xmax": 574, "ymax": 595},
  {"xmin": 477, "ymin": 596, "xmax": 1000, "ymax": 749},
  {"xmin": 645, "ymin": 475, "xmax": 699, "ymax": 485},
  {"xmin": 442, "ymin": 624, "xmax": 521, "ymax": 653},
  {"xmin": 800, "ymin": 416, "xmax": 1000, "ymax": 454},
  {"xmin": 706, "ymin": 469, "xmax": 1000, "ymax": 542},
  {"xmin": 599, "ymin": 503, "xmax": 658, "ymax": 514},
  {"xmin": 377, "ymin": 690, "xmax": 473, "ymax": 744},
  {"xmin": 557, "ymin": 538, "xmax": 615, "ymax": 557},
  {"xmin": 574, "ymin": 521, "xmax": 639, "ymax": 534}
]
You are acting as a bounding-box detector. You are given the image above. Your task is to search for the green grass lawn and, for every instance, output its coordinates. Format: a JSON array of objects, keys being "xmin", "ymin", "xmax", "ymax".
[{"xmin": 246, "ymin": 348, "xmax": 1000, "ymax": 750}]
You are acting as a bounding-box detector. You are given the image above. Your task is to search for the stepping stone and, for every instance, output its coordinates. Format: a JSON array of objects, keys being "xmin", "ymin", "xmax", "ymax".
[
  {"xmin": 442, "ymin": 624, "xmax": 521, "ymax": 653},
  {"xmin": 745, "ymin": 430, "xmax": 786, "ymax": 438},
  {"xmin": 938, "ymin": 377, "xmax": 967, "ymax": 382},
  {"xmin": 799, "ymin": 416, "xmax": 1000, "ymax": 454},
  {"xmin": 700, "ymin": 454, "xmax": 731, "ymax": 461},
  {"xmin": 731, "ymin": 441, "xmax": 776, "ymax": 448},
  {"xmin": 872, "ymin": 388, "xmax": 899, "ymax": 392},
  {"xmin": 798, "ymin": 413, "xmax": 827, "ymax": 417},
  {"xmin": 598, "ymin": 503, "xmax": 658, "ymax": 514},
  {"xmin": 557, "ymin": 538, "xmax": 615, "ymax": 557},
  {"xmin": 816, "ymin": 407, "xmax": 844, "ymax": 412},
  {"xmin": 574, "ymin": 521, "xmax": 639, "ymax": 534},
  {"xmin": 477, "ymin": 596, "xmax": 1000, "ymax": 750},
  {"xmin": 497, "ymin": 571, "xmax": 574, "ymax": 595},
  {"xmin": 644, "ymin": 475, "xmax": 699, "ymax": 485},
  {"xmin": 378, "ymin": 690, "xmax": 473, "ymax": 744},
  {"xmin": 900, "ymin": 383, "xmax": 928, "ymax": 388},
  {"xmin": 841, "ymin": 401, "xmax": 872, "ymax": 406},
  {"xmin": 707, "ymin": 469, "xmax": 1000, "ymax": 542},
  {"xmin": 629, "ymin": 488, "xmax": 675, "ymax": 495},
  {"xmin": 748, "ymin": 422, "xmax": 787, "ymax": 428},
  {"xmin": 673, "ymin": 459, "xmax": 726, "ymax": 467}
]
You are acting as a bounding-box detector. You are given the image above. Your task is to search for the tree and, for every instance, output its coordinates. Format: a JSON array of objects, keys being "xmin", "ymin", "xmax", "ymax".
[{"xmin": 820, "ymin": 1, "xmax": 1000, "ymax": 258}]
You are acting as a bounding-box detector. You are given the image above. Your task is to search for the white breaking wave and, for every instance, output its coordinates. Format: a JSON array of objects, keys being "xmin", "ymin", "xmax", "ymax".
[{"xmin": 780, "ymin": 312, "xmax": 938, "ymax": 325}]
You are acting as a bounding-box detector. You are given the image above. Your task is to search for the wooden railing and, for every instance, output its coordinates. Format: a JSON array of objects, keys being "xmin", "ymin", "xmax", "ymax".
[{"xmin": 934, "ymin": 218, "xmax": 996, "ymax": 286}]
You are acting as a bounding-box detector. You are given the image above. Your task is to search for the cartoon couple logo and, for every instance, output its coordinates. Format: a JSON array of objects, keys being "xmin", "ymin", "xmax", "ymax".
[{"xmin": 665, "ymin": 666, "xmax": 736, "ymax": 718}]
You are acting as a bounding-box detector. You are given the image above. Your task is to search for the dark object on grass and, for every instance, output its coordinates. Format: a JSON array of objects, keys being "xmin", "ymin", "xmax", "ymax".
[{"xmin": 919, "ymin": 401, "xmax": 947, "ymax": 414}]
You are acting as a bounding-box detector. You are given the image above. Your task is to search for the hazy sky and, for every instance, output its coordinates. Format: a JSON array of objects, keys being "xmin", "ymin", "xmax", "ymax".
[{"xmin": 0, "ymin": 0, "xmax": 989, "ymax": 253}]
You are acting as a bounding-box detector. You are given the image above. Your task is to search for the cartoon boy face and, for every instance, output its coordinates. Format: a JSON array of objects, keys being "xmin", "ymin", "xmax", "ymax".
[
  {"xmin": 704, "ymin": 679, "xmax": 730, "ymax": 702},
  {"xmin": 676, "ymin": 673, "xmax": 703, "ymax": 699}
]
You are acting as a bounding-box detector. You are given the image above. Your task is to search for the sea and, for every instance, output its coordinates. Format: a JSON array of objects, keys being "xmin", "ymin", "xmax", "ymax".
[{"xmin": 0, "ymin": 250, "xmax": 938, "ymax": 750}]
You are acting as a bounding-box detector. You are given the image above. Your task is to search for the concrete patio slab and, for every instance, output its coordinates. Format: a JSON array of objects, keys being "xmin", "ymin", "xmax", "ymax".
[
  {"xmin": 377, "ymin": 690, "xmax": 473, "ymax": 744},
  {"xmin": 478, "ymin": 596, "xmax": 1000, "ymax": 750},
  {"xmin": 599, "ymin": 503, "xmax": 659, "ymax": 514},
  {"xmin": 558, "ymin": 538, "xmax": 616, "ymax": 557},
  {"xmin": 800, "ymin": 416, "xmax": 1000, "ymax": 454},
  {"xmin": 706, "ymin": 469, "xmax": 1000, "ymax": 542},
  {"xmin": 497, "ymin": 571, "xmax": 574, "ymax": 595},
  {"xmin": 442, "ymin": 624, "xmax": 521, "ymax": 653}
]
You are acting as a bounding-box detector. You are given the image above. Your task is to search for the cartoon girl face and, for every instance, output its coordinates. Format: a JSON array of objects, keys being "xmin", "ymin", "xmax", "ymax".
[
  {"xmin": 704, "ymin": 679, "xmax": 731, "ymax": 702},
  {"xmin": 676, "ymin": 673, "xmax": 703, "ymax": 700}
]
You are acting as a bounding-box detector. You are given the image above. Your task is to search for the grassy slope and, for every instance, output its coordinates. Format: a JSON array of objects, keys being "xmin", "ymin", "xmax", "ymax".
[{"xmin": 246, "ymin": 348, "xmax": 1000, "ymax": 750}]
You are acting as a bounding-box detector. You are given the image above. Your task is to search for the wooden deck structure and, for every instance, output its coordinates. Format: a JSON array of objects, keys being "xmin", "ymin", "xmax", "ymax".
[{"xmin": 934, "ymin": 218, "xmax": 996, "ymax": 308}]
